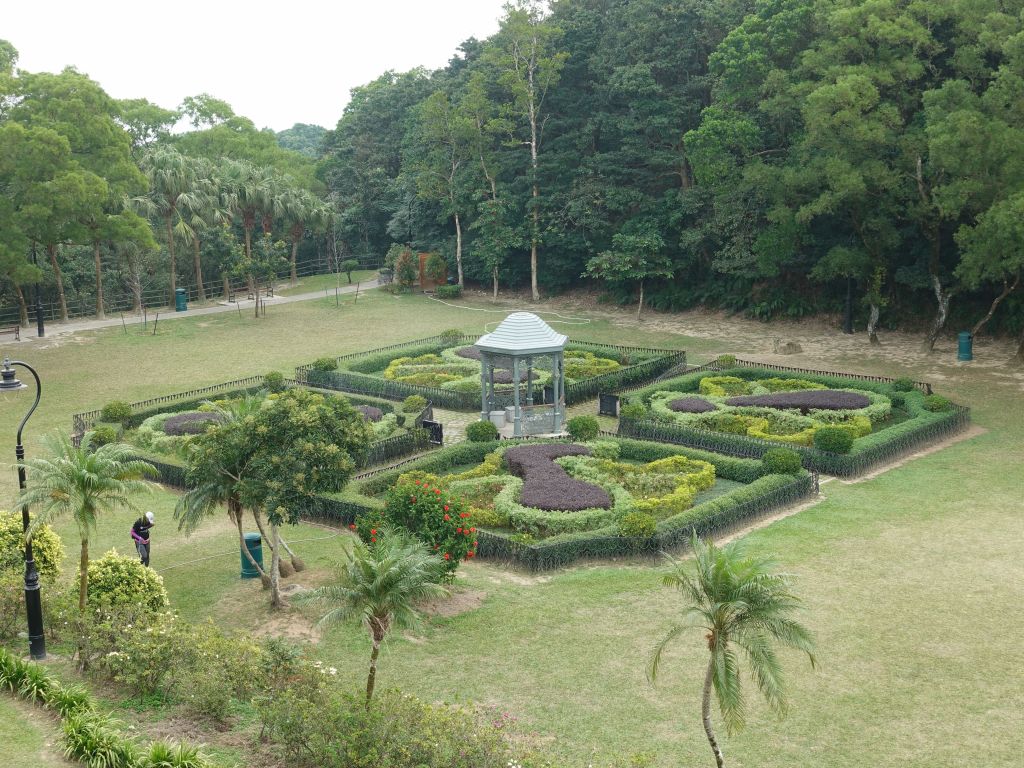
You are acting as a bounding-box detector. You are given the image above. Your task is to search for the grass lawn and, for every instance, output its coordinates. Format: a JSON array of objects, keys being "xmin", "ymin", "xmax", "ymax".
[
  {"xmin": 274, "ymin": 269, "xmax": 379, "ymax": 295},
  {"xmin": 2, "ymin": 288, "xmax": 1021, "ymax": 767},
  {"xmin": 0, "ymin": 695, "xmax": 74, "ymax": 766}
]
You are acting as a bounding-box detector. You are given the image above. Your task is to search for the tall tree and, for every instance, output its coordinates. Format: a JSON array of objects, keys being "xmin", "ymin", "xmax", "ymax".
[
  {"xmin": 295, "ymin": 528, "xmax": 447, "ymax": 705},
  {"xmin": 487, "ymin": 0, "xmax": 568, "ymax": 300},
  {"xmin": 584, "ymin": 225, "xmax": 673, "ymax": 320},
  {"xmin": 139, "ymin": 147, "xmax": 199, "ymax": 306},
  {"xmin": 410, "ymin": 90, "xmax": 476, "ymax": 287},
  {"xmin": 649, "ymin": 535, "xmax": 816, "ymax": 768}
]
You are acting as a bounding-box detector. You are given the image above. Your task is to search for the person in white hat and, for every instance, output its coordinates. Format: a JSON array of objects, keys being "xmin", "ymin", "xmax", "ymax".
[{"xmin": 131, "ymin": 511, "xmax": 155, "ymax": 567}]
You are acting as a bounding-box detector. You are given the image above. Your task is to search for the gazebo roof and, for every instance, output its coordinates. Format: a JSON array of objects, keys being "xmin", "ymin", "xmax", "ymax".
[{"xmin": 475, "ymin": 312, "xmax": 567, "ymax": 355}]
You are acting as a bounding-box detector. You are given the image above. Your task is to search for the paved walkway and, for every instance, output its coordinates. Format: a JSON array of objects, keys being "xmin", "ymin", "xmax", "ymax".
[{"xmin": 9, "ymin": 280, "xmax": 378, "ymax": 340}]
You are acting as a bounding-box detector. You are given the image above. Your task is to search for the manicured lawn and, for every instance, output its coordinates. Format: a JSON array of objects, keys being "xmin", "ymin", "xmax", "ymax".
[
  {"xmin": 274, "ymin": 269, "xmax": 378, "ymax": 295},
  {"xmin": 2, "ymin": 288, "xmax": 1021, "ymax": 766},
  {"xmin": 0, "ymin": 696, "xmax": 74, "ymax": 767}
]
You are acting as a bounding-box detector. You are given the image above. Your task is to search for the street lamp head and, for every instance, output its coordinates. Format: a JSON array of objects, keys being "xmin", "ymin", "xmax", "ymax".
[{"xmin": 0, "ymin": 358, "xmax": 27, "ymax": 391}]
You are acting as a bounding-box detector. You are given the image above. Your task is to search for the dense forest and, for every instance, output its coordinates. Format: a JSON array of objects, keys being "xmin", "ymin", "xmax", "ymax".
[{"xmin": 2, "ymin": 0, "xmax": 1023, "ymax": 352}]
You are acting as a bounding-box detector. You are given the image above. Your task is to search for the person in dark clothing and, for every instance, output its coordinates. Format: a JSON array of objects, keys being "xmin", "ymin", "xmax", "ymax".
[{"xmin": 131, "ymin": 511, "xmax": 155, "ymax": 567}]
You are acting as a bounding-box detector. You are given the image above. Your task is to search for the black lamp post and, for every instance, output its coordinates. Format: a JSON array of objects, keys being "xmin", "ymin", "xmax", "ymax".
[{"xmin": 1, "ymin": 357, "xmax": 46, "ymax": 659}]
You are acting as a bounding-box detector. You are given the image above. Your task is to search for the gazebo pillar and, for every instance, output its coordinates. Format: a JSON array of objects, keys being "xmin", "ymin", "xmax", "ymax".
[
  {"xmin": 512, "ymin": 357, "xmax": 522, "ymax": 437},
  {"xmin": 553, "ymin": 351, "xmax": 564, "ymax": 432},
  {"xmin": 526, "ymin": 357, "xmax": 534, "ymax": 406},
  {"xmin": 479, "ymin": 351, "xmax": 490, "ymax": 420}
]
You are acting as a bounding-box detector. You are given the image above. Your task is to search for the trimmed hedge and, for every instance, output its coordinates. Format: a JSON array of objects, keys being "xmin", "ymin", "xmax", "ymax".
[
  {"xmin": 621, "ymin": 377, "xmax": 969, "ymax": 478},
  {"xmin": 319, "ymin": 437, "xmax": 808, "ymax": 570}
]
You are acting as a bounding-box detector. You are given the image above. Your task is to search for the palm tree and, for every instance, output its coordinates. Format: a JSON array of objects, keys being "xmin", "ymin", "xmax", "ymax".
[
  {"xmin": 649, "ymin": 534, "xmax": 817, "ymax": 768},
  {"xmin": 139, "ymin": 147, "xmax": 201, "ymax": 306},
  {"xmin": 295, "ymin": 528, "xmax": 447, "ymax": 706},
  {"xmin": 15, "ymin": 433, "xmax": 157, "ymax": 613},
  {"xmin": 279, "ymin": 187, "xmax": 332, "ymax": 285}
]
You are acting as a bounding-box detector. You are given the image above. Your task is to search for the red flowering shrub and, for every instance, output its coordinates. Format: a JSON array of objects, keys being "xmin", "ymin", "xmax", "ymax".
[{"xmin": 382, "ymin": 480, "xmax": 474, "ymax": 576}]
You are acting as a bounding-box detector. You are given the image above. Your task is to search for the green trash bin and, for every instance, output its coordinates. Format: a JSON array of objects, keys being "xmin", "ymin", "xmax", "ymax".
[
  {"xmin": 957, "ymin": 331, "xmax": 973, "ymax": 362},
  {"xmin": 241, "ymin": 532, "xmax": 263, "ymax": 579},
  {"xmin": 175, "ymin": 287, "xmax": 187, "ymax": 312}
]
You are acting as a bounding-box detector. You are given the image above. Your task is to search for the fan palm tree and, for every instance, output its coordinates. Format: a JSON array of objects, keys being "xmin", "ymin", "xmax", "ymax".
[
  {"xmin": 138, "ymin": 147, "xmax": 201, "ymax": 305},
  {"xmin": 15, "ymin": 433, "xmax": 157, "ymax": 613},
  {"xmin": 648, "ymin": 534, "xmax": 817, "ymax": 768},
  {"xmin": 295, "ymin": 528, "xmax": 447, "ymax": 706},
  {"xmin": 279, "ymin": 187, "xmax": 332, "ymax": 285}
]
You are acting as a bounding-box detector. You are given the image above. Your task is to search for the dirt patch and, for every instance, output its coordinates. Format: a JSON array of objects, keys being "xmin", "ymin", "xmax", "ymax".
[{"xmin": 418, "ymin": 587, "xmax": 486, "ymax": 618}]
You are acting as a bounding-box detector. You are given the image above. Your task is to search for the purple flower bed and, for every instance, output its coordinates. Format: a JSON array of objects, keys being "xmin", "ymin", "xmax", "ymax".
[
  {"xmin": 668, "ymin": 397, "xmax": 718, "ymax": 413},
  {"xmin": 455, "ymin": 346, "xmax": 482, "ymax": 361},
  {"xmin": 355, "ymin": 405, "xmax": 384, "ymax": 422},
  {"xmin": 163, "ymin": 411, "xmax": 224, "ymax": 436},
  {"xmin": 725, "ymin": 389, "xmax": 871, "ymax": 414},
  {"xmin": 504, "ymin": 444, "xmax": 611, "ymax": 511},
  {"xmin": 492, "ymin": 369, "xmax": 530, "ymax": 384}
]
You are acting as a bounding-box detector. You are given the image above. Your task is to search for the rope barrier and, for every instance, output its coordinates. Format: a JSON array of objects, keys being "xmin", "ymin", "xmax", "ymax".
[
  {"xmin": 155, "ymin": 526, "xmax": 346, "ymax": 573},
  {"xmin": 422, "ymin": 294, "xmax": 593, "ymax": 333}
]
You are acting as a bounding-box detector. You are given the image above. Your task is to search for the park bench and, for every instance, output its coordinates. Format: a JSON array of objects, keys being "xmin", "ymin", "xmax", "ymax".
[{"xmin": 2, "ymin": 325, "xmax": 20, "ymax": 341}]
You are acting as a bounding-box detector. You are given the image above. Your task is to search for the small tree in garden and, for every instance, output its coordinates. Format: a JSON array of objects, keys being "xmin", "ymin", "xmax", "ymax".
[
  {"xmin": 340, "ymin": 258, "xmax": 360, "ymax": 283},
  {"xmin": 375, "ymin": 479, "xmax": 475, "ymax": 577},
  {"xmin": 395, "ymin": 248, "xmax": 418, "ymax": 289},
  {"xmin": 177, "ymin": 394, "xmax": 272, "ymax": 587},
  {"xmin": 424, "ymin": 252, "xmax": 447, "ymax": 285},
  {"xmin": 584, "ymin": 227, "xmax": 674, "ymax": 320},
  {"xmin": 295, "ymin": 527, "xmax": 447, "ymax": 706},
  {"xmin": 239, "ymin": 389, "xmax": 372, "ymax": 608},
  {"xmin": 649, "ymin": 534, "xmax": 816, "ymax": 768}
]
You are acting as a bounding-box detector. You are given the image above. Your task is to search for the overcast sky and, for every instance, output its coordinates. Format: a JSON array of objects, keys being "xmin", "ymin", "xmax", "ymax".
[{"xmin": 4, "ymin": 0, "xmax": 510, "ymax": 132}]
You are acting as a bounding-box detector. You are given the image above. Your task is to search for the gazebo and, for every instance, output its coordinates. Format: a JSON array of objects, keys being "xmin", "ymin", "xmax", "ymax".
[{"xmin": 475, "ymin": 312, "xmax": 567, "ymax": 437}]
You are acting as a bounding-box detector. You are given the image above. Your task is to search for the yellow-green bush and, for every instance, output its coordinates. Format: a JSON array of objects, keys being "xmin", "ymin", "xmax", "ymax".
[
  {"xmin": 699, "ymin": 376, "xmax": 751, "ymax": 396},
  {"xmin": 87, "ymin": 550, "xmax": 169, "ymax": 613},
  {"xmin": 0, "ymin": 510, "xmax": 64, "ymax": 581}
]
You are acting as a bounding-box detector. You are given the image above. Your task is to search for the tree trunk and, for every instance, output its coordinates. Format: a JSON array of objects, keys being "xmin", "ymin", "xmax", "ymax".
[
  {"xmin": 222, "ymin": 274, "xmax": 231, "ymax": 301},
  {"xmin": 290, "ymin": 238, "xmax": 299, "ymax": 285},
  {"xmin": 530, "ymin": 182, "xmax": 540, "ymax": 301},
  {"xmin": 637, "ymin": 279, "xmax": 645, "ymax": 321},
  {"xmin": 365, "ymin": 633, "xmax": 382, "ymax": 707},
  {"xmin": 253, "ymin": 281, "xmax": 260, "ymax": 318},
  {"xmin": 867, "ymin": 303, "xmax": 881, "ymax": 345},
  {"xmin": 192, "ymin": 237, "xmax": 206, "ymax": 302},
  {"xmin": 243, "ymin": 225, "xmax": 253, "ymax": 261},
  {"xmin": 233, "ymin": 502, "xmax": 270, "ymax": 588},
  {"xmin": 269, "ymin": 523, "xmax": 283, "ymax": 609},
  {"xmin": 972, "ymin": 274, "xmax": 1019, "ymax": 338},
  {"xmin": 924, "ymin": 274, "xmax": 951, "ymax": 351},
  {"xmin": 165, "ymin": 214, "xmax": 177, "ymax": 308},
  {"xmin": 279, "ymin": 536, "xmax": 306, "ymax": 572},
  {"xmin": 78, "ymin": 540, "xmax": 89, "ymax": 612},
  {"xmin": 492, "ymin": 265, "xmax": 499, "ymax": 300},
  {"xmin": 93, "ymin": 241, "xmax": 105, "ymax": 319},
  {"xmin": 14, "ymin": 284, "xmax": 29, "ymax": 327},
  {"xmin": 702, "ymin": 657, "xmax": 726, "ymax": 768},
  {"xmin": 47, "ymin": 244, "xmax": 69, "ymax": 321},
  {"xmin": 454, "ymin": 212, "xmax": 464, "ymax": 288}
]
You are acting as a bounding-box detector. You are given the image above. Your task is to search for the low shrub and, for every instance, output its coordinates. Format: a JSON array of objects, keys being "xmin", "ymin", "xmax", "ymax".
[
  {"xmin": 436, "ymin": 284, "xmax": 462, "ymax": 299},
  {"xmin": 355, "ymin": 405, "xmax": 384, "ymax": 422},
  {"xmin": 311, "ymin": 357, "xmax": 338, "ymax": 372},
  {"xmin": 264, "ymin": 371, "xmax": 286, "ymax": 393},
  {"xmin": 402, "ymin": 394, "xmax": 428, "ymax": 412},
  {"xmin": 88, "ymin": 425, "xmax": 119, "ymax": 447},
  {"xmin": 699, "ymin": 376, "xmax": 751, "ymax": 396},
  {"xmin": 505, "ymin": 443, "xmax": 610, "ymax": 511},
  {"xmin": 567, "ymin": 415, "xmax": 600, "ymax": 441},
  {"xmin": 588, "ymin": 440, "xmax": 621, "ymax": 460},
  {"xmin": 892, "ymin": 376, "xmax": 916, "ymax": 392},
  {"xmin": 813, "ymin": 426, "xmax": 855, "ymax": 454},
  {"xmin": 717, "ymin": 354, "xmax": 736, "ymax": 367},
  {"xmin": 620, "ymin": 402, "xmax": 647, "ymax": 420},
  {"xmin": 439, "ymin": 328, "xmax": 464, "ymax": 342},
  {"xmin": 761, "ymin": 448, "xmax": 803, "ymax": 475},
  {"xmin": 667, "ymin": 397, "xmax": 717, "ymax": 413},
  {"xmin": 87, "ymin": 550, "xmax": 169, "ymax": 613},
  {"xmin": 924, "ymin": 394, "xmax": 953, "ymax": 412},
  {"xmin": 100, "ymin": 400, "xmax": 133, "ymax": 424},
  {"xmin": 1, "ymin": 510, "xmax": 64, "ymax": 581},
  {"xmin": 466, "ymin": 420, "xmax": 499, "ymax": 442},
  {"xmin": 756, "ymin": 377, "xmax": 827, "ymax": 393},
  {"xmin": 726, "ymin": 389, "xmax": 870, "ymax": 412},
  {"xmin": 619, "ymin": 511, "xmax": 657, "ymax": 538},
  {"xmin": 163, "ymin": 411, "xmax": 224, "ymax": 436},
  {"xmin": 382, "ymin": 481, "xmax": 475, "ymax": 574}
]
